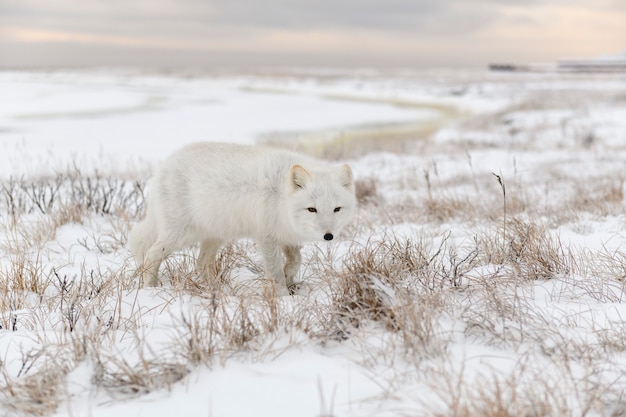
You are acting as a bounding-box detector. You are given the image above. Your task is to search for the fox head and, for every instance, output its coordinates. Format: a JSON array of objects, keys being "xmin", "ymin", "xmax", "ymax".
[{"xmin": 286, "ymin": 163, "xmax": 357, "ymax": 242}]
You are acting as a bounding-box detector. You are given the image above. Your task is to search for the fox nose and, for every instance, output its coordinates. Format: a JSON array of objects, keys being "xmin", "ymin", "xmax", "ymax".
[{"xmin": 324, "ymin": 233, "xmax": 334, "ymax": 241}]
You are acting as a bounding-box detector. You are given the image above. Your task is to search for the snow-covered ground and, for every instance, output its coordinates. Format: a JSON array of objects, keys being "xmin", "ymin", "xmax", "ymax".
[
  {"xmin": 1, "ymin": 68, "xmax": 626, "ymax": 416},
  {"xmin": 0, "ymin": 69, "xmax": 443, "ymax": 178}
]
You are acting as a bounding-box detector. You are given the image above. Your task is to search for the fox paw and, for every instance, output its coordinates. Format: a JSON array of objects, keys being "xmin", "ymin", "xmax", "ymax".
[
  {"xmin": 287, "ymin": 282, "xmax": 309, "ymax": 295},
  {"xmin": 287, "ymin": 283, "xmax": 299, "ymax": 295}
]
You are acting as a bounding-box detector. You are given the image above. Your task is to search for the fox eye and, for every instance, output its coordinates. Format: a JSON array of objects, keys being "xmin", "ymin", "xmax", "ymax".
[
  {"xmin": 307, "ymin": 207, "xmax": 317, "ymax": 213},
  {"xmin": 334, "ymin": 207, "xmax": 342, "ymax": 213}
]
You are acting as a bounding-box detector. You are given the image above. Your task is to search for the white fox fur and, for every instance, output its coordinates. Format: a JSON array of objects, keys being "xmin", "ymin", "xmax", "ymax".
[{"xmin": 128, "ymin": 142, "xmax": 357, "ymax": 290}]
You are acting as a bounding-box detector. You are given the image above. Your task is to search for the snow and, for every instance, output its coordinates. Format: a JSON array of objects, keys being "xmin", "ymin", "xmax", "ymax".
[
  {"xmin": 0, "ymin": 70, "xmax": 429, "ymax": 178},
  {"xmin": 2, "ymin": 67, "xmax": 626, "ymax": 416}
]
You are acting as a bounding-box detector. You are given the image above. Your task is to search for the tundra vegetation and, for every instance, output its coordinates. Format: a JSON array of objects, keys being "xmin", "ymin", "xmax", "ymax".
[{"xmin": 1, "ymin": 72, "xmax": 626, "ymax": 416}]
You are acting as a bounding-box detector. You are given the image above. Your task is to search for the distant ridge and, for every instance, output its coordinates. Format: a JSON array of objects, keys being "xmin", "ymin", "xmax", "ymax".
[{"xmin": 490, "ymin": 50, "xmax": 626, "ymax": 73}]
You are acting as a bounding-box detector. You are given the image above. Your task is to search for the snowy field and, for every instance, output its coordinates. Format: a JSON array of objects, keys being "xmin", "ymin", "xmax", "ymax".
[{"xmin": 1, "ymin": 68, "xmax": 626, "ymax": 416}]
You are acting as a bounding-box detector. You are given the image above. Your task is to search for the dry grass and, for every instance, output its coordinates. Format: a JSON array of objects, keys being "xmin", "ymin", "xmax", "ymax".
[
  {"xmin": 3, "ymin": 119, "xmax": 626, "ymax": 416},
  {"xmin": 570, "ymin": 179, "xmax": 625, "ymax": 216},
  {"xmin": 1, "ymin": 168, "xmax": 626, "ymax": 416},
  {"xmin": 479, "ymin": 217, "xmax": 576, "ymax": 280},
  {"xmin": 0, "ymin": 171, "xmax": 626, "ymax": 416},
  {"xmin": 354, "ymin": 178, "xmax": 380, "ymax": 206},
  {"xmin": 1, "ymin": 368, "xmax": 66, "ymax": 416}
]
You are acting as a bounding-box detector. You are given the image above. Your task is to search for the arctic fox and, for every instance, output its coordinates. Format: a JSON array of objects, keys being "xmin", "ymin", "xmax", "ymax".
[{"xmin": 129, "ymin": 142, "xmax": 357, "ymax": 291}]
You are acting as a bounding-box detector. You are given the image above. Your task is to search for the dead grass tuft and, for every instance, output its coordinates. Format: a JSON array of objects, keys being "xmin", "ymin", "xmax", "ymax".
[
  {"xmin": 570, "ymin": 179, "xmax": 624, "ymax": 216},
  {"xmin": 354, "ymin": 178, "xmax": 380, "ymax": 205},
  {"xmin": 0, "ymin": 253, "xmax": 48, "ymax": 310},
  {"xmin": 332, "ymin": 240, "xmax": 399, "ymax": 329},
  {"xmin": 93, "ymin": 355, "xmax": 188, "ymax": 396},
  {"xmin": 424, "ymin": 195, "xmax": 470, "ymax": 222},
  {"xmin": 425, "ymin": 353, "xmax": 625, "ymax": 417},
  {"xmin": 1, "ymin": 368, "xmax": 65, "ymax": 416},
  {"xmin": 480, "ymin": 218, "xmax": 575, "ymax": 280},
  {"xmin": 324, "ymin": 235, "xmax": 469, "ymax": 359}
]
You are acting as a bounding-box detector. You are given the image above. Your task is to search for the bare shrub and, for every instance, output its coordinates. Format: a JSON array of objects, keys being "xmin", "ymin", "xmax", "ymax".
[{"xmin": 0, "ymin": 168, "xmax": 146, "ymax": 220}]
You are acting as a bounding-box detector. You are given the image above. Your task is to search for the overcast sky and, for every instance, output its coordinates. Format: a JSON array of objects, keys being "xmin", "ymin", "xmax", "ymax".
[{"xmin": 1, "ymin": 0, "xmax": 624, "ymax": 68}]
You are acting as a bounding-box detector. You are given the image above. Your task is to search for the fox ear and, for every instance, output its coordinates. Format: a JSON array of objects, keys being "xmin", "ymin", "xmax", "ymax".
[
  {"xmin": 290, "ymin": 165, "xmax": 311, "ymax": 190},
  {"xmin": 339, "ymin": 164, "xmax": 354, "ymax": 190}
]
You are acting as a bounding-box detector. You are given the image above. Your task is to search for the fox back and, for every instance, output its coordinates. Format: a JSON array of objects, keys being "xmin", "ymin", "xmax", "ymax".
[{"xmin": 150, "ymin": 143, "xmax": 355, "ymax": 242}]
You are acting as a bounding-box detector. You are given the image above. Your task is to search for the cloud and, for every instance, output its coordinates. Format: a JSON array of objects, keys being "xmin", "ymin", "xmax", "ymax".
[
  {"xmin": 0, "ymin": 0, "xmax": 506, "ymax": 37},
  {"xmin": 2, "ymin": 0, "xmax": 622, "ymax": 39},
  {"xmin": 0, "ymin": 0, "xmax": 624, "ymax": 67}
]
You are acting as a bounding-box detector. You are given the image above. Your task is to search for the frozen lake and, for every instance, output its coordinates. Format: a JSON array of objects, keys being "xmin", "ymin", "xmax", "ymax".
[{"xmin": 0, "ymin": 69, "xmax": 450, "ymax": 178}]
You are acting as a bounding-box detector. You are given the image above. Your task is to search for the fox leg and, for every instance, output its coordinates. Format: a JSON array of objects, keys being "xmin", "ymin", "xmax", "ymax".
[
  {"xmin": 142, "ymin": 239, "xmax": 177, "ymax": 287},
  {"xmin": 259, "ymin": 238, "xmax": 287, "ymax": 287},
  {"xmin": 197, "ymin": 238, "xmax": 223, "ymax": 277},
  {"xmin": 283, "ymin": 245, "xmax": 302, "ymax": 288}
]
